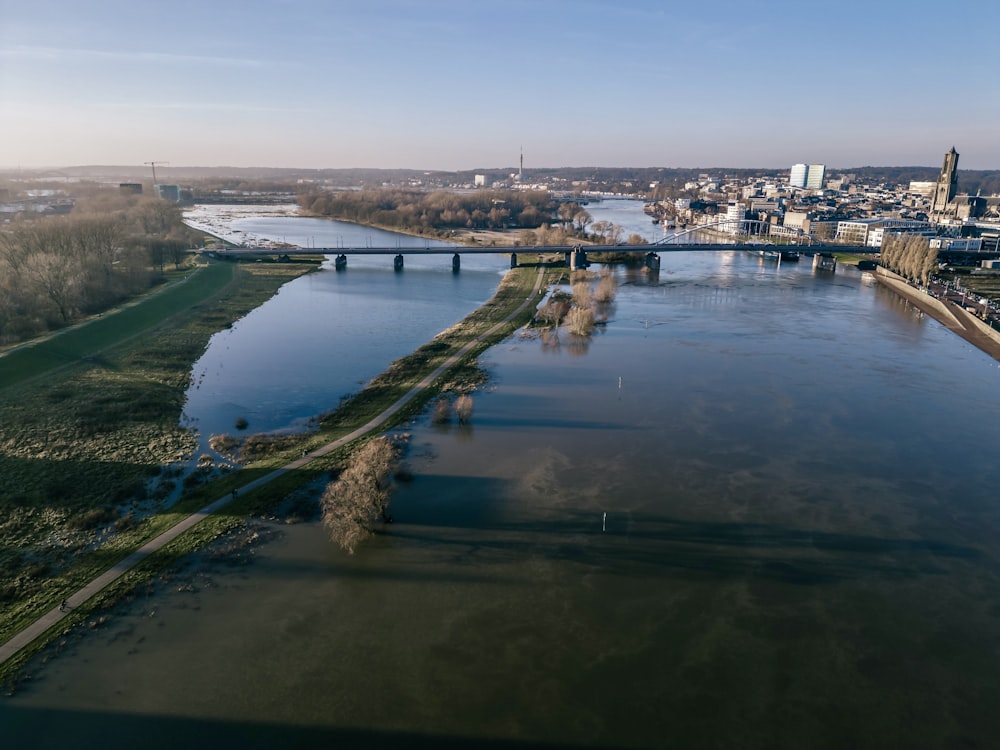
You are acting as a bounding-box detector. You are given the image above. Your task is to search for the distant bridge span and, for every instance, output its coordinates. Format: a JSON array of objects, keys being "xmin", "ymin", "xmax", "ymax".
[
  {"xmin": 198, "ymin": 219, "xmax": 869, "ymax": 261},
  {"xmin": 199, "ymin": 240, "xmax": 871, "ymax": 273}
]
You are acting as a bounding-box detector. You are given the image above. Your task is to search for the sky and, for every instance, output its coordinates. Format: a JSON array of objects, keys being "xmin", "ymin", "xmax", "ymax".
[{"xmin": 1, "ymin": 0, "xmax": 998, "ymax": 171}]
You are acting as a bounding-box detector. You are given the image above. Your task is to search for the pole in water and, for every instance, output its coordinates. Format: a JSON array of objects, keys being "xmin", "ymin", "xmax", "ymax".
[{"xmin": 603, "ymin": 512, "xmax": 606, "ymax": 532}]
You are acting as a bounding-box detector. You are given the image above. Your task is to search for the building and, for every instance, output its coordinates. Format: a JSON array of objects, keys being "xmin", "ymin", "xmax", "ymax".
[
  {"xmin": 930, "ymin": 147, "xmax": 959, "ymax": 215},
  {"xmin": 836, "ymin": 218, "xmax": 932, "ymax": 246},
  {"xmin": 722, "ymin": 201, "xmax": 746, "ymax": 235},
  {"xmin": 790, "ymin": 163, "xmax": 826, "ymax": 189},
  {"xmin": 119, "ymin": 183, "xmax": 142, "ymax": 195},
  {"xmin": 155, "ymin": 184, "xmax": 180, "ymax": 202},
  {"xmin": 805, "ymin": 164, "xmax": 826, "ymax": 190},
  {"xmin": 930, "ymin": 237, "xmax": 983, "ymax": 251},
  {"xmin": 474, "ymin": 174, "xmax": 486, "ymax": 187}
]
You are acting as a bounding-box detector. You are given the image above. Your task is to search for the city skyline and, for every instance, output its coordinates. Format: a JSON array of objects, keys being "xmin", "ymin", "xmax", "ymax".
[{"xmin": 2, "ymin": 0, "xmax": 999, "ymax": 171}]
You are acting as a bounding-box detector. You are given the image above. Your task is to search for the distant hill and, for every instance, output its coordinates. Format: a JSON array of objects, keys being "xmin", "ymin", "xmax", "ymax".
[{"xmin": 3, "ymin": 164, "xmax": 998, "ymax": 195}]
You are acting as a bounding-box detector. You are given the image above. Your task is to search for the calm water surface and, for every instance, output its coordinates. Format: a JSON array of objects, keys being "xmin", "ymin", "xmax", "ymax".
[
  {"xmin": 6, "ymin": 208, "xmax": 1000, "ymax": 749},
  {"xmin": 180, "ymin": 207, "xmax": 509, "ymax": 451}
]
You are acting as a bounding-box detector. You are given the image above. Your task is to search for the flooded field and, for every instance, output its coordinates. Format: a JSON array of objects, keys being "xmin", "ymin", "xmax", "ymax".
[{"xmin": 5, "ymin": 219, "xmax": 1000, "ymax": 749}]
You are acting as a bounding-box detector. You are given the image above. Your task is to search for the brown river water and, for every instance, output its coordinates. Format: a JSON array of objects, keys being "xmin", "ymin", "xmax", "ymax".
[{"xmin": 4, "ymin": 251, "xmax": 1000, "ymax": 749}]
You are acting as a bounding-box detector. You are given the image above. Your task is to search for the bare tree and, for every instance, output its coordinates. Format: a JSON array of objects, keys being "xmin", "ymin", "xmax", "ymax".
[
  {"xmin": 571, "ymin": 281, "xmax": 593, "ymax": 309},
  {"xmin": 455, "ymin": 394, "xmax": 474, "ymax": 424},
  {"xmin": 321, "ymin": 436, "xmax": 399, "ymax": 554},
  {"xmin": 565, "ymin": 306, "xmax": 596, "ymax": 337},
  {"xmin": 594, "ymin": 269, "xmax": 618, "ymax": 304},
  {"xmin": 432, "ymin": 397, "xmax": 453, "ymax": 424}
]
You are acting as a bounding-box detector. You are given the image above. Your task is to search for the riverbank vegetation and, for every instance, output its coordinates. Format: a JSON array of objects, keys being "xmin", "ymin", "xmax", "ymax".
[
  {"xmin": 879, "ymin": 234, "xmax": 937, "ymax": 285},
  {"xmin": 0, "ymin": 259, "xmax": 317, "ymax": 652},
  {"xmin": 298, "ymin": 188, "xmax": 603, "ymax": 245},
  {"xmin": 0, "ymin": 192, "xmax": 202, "ymax": 347},
  {"xmin": 1, "ymin": 260, "xmax": 553, "ymax": 684}
]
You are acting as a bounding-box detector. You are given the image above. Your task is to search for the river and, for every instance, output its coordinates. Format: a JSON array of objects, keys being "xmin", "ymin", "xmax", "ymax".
[
  {"xmin": 180, "ymin": 205, "xmax": 510, "ymax": 455},
  {"xmin": 4, "ymin": 200, "xmax": 1000, "ymax": 749}
]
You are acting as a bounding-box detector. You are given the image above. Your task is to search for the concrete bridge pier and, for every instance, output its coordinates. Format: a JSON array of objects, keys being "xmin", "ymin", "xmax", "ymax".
[
  {"xmin": 644, "ymin": 252, "xmax": 661, "ymax": 271},
  {"xmin": 569, "ymin": 247, "xmax": 588, "ymax": 270},
  {"xmin": 452, "ymin": 253, "xmax": 461, "ymax": 273},
  {"xmin": 813, "ymin": 252, "xmax": 837, "ymax": 272},
  {"xmin": 510, "ymin": 252, "xmax": 518, "ymax": 269},
  {"xmin": 335, "ymin": 254, "xmax": 347, "ymax": 271},
  {"xmin": 394, "ymin": 254, "xmax": 404, "ymax": 272}
]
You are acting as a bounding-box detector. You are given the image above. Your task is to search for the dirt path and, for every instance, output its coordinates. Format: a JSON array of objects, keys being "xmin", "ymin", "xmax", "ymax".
[{"xmin": 0, "ymin": 267, "xmax": 547, "ymax": 668}]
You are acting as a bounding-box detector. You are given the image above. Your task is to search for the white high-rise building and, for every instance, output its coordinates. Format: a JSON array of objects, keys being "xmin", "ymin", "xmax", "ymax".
[
  {"xmin": 790, "ymin": 163, "xmax": 808, "ymax": 188},
  {"xmin": 724, "ymin": 201, "xmax": 746, "ymax": 235},
  {"xmin": 805, "ymin": 164, "xmax": 826, "ymax": 190},
  {"xmin": 790, "ymin": 163, "xmax": 825, "ymax": 190}
]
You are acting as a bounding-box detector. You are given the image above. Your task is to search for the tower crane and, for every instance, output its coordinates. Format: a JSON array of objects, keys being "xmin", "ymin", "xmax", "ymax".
[{"xmin": 144, "ymin": 161, "xmax": 169, "ymax": 185}]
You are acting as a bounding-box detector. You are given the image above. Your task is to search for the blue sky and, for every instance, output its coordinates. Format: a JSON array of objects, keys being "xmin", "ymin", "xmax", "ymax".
[{"xmin": 2, "ymin": 0, "xmax": 998, "ymax": 170}]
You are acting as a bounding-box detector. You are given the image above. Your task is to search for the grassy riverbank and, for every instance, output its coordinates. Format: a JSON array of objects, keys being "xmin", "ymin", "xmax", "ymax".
[
  {"xmin": 0, "ymin": 259, "xmax": 318, "ymax": 651},
  {"xmin": 0, "ymin": 259, "xmax": 555, "ymax": 684}
]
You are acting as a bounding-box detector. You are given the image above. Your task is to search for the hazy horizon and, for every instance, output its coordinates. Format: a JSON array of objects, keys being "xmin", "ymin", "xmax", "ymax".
[
  {"xmin": 0, "ymin": 161, "xmax": 975, "ymax": 174},
  {"xmin": 3, "ymin": 0, "xmax": 998, "ymax": 171}
]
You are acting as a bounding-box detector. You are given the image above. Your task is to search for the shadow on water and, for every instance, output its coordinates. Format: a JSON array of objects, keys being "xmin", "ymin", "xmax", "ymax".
[
  {"xmin": 390, "ymin": 474, "xmax": 982, "ymax": 587},
  {"xmin": 0, "ymin": 705, "xmax": 629, "ymax": 750}
]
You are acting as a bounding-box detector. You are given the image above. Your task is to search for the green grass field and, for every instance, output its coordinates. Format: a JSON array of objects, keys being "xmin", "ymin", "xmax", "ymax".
[{"xmin": 0, "ymin": 262, "xmax": 235, "ymax": 390}]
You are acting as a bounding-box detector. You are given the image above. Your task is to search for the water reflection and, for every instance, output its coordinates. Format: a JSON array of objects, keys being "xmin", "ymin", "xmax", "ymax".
[{"xmin": 9, "ymin": 213, "xmax": 1000, "ymax": 749}]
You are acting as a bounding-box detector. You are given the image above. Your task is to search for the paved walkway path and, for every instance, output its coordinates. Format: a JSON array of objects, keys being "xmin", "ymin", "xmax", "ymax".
[{"xmin": 0, "ymin": 267, "xmax": 546, "ymax": 668}]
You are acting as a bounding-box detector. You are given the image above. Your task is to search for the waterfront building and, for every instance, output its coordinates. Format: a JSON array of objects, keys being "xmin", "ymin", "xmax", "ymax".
[
  {"xmin": 723, "ymin": 201, "xmax": 746, "ymax": 235},
  {"xmin": 837, "ymin": 218, "xmax": 933, "ymax": 246},
  {"xmin": 930, "ymin": 237, "xmax": 983, "ymax": 251}
]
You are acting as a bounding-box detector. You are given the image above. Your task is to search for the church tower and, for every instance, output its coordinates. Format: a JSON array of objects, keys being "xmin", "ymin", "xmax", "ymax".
[{"xmin": 931, "ymin": 146, "xmax": 959, "ymax": 215}]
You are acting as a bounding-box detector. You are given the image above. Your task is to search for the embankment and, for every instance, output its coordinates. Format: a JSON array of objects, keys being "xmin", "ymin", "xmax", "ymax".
[{"xmin": 875, "ymin": 267, "xmax": 1000, "ymax": 362}]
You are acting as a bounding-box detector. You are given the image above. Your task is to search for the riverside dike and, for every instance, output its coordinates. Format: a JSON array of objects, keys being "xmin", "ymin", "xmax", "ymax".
[
  {"xmin": 0, "ymin": 266, "xmax": 549, "ymax": 672},
  {"xmin": 875, "ymin": 266, "xmax": 1000, "ymax": 362}
]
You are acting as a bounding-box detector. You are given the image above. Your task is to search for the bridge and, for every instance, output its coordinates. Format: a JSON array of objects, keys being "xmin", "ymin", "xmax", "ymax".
[{"xmin": 198, "ymin": 218, "xmax": 871, "ymax": 271}]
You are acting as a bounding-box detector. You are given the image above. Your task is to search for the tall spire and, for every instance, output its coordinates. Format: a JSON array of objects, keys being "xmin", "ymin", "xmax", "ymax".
[{"xmin": 931, "ymin": 146, "xmax": 959, "ymax": 215}]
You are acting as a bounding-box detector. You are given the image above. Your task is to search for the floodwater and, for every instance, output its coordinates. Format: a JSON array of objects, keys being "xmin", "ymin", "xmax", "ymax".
[
  {"xmin": 6, "ymin": 208, "xmax": 1000, "ymax": 749},
  {"xmin": 180, "ymin": 206, "xmax": 510, "ymax": 454}
]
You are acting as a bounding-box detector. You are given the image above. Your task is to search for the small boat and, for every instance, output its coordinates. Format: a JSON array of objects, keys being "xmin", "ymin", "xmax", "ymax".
[{"xmin": 780, "ymin": 250, "xmax": 801, "ymax": 262}]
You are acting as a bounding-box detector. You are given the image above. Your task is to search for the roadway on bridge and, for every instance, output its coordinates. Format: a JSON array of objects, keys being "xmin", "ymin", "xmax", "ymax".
[{"xmin": 205, "ymin": 242, "xmax": 869, "ymax": 256}]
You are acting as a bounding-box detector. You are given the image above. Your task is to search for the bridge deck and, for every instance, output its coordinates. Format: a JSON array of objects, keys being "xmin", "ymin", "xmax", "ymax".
[{"xmin": 203, "ymin": 243, "xmax": 871, "ymax": 256}]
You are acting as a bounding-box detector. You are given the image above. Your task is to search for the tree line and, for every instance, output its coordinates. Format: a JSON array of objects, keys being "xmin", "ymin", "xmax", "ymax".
[
  {"xmin": 0, "ymin": 193, "xmax": 197, "ymax": 345},
  {"xmin": 299, "ymin": 188, "xmax": 565, "ymax": 234},
  {"xmin": 879, "ymin": 234, "xmax": 938, "ymax": 286}
]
